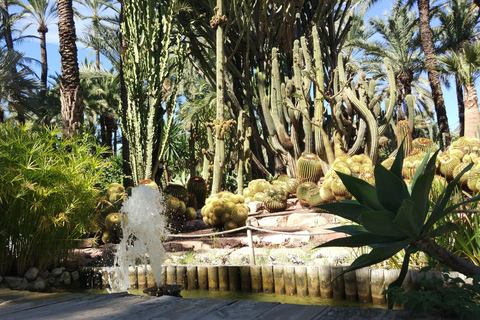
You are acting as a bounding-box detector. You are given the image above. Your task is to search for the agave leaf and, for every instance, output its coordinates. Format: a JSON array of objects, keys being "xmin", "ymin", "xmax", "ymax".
[
  {"xmin": 390, "ymin": 143, "xmax": 405, "ymax": 179},
  {"xmin": 360, "ymin": 211, "xmax": 407, "ymax": 237},
  {"xmin": 317, "ymin": 201, "xmax": 373, "ymax": 224},
  {"xmin": 427, "ymin": 222, "xmax": 460, "ymax": 238},
  {"xmin": 314, "ymin": 232, "xmax": 406, "ymax": 249},
  {"xmin": 342, "ymin": 239, "xmax": 411, "ymax": 275},
  {"xmin": 410, "ymin": 165, "xmax": 436, "ymax": 227},
  {"xmin": 337, "ymin": 172, "xmax": 385, "ymax": 211},
  {"xmin": 394, "ymin": 199, "xmax": 422, "ymax": 240},
  {"xmin": 374, "ymin": 164, "xmax": 409, "ymax": 213},
  {"xmin": 424, "ymin": 193, "xmax": 480, "ymax": 233},
  {"xmin": 387, "ymin": 245, "xmax": 415, "ymax": 309},
  {"xmin": 411, "ymin": 148, "xmax": 440, "ymax": 189},
  {"xmin": 424, "ymin": 163, "xmax": 474, "ymax": 231},
  {"xmin": 328, "ymin": 225, "xmax": 369, "ymax": 236}
]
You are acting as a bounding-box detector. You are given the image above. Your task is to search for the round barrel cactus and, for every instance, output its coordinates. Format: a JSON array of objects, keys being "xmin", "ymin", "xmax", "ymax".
[{"xmin": 297, "ymin": 153, "xmax": 323, "ymax": 183}]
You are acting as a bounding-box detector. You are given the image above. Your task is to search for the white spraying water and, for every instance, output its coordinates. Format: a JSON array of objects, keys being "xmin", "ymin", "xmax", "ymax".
[{"xmin": 107, "ymin": 184, "xmax": 169, "ymax": 292}]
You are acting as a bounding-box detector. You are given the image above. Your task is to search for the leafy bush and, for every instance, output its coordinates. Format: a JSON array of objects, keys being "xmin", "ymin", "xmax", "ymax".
[
  {"xmin": 0, "ymin": 123, "xmax": 107, "ymax": 275},
  {"xmin": 386, "ymin": 263, "xmax": 480, "ymax": 320}
]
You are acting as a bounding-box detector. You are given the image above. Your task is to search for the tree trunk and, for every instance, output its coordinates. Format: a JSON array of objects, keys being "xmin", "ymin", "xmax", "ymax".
[
  {"xmin": 38, "ymin": 26, "xmax": 48, "ymax": 90},
  {"xmin": 418, "ymin": 237, "xmax": 480, "ymax": 276},
  {"xmin": 463, "ymin": 83, "xmax": 480, "ymax": 140},
  {"xmin": 418, "ymin": 0, "xmax": 451, "ymax": 148},
  {"xmin": 456, "ymin": 76, "xmax": 465, "ymax": 136},
  {"xmin": 57, "ymin": 0, "xmax": 83, "ymax": 138}
]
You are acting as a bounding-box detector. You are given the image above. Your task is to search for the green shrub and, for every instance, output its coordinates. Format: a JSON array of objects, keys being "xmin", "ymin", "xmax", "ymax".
[
  {"xmin": 386, "ymin": 263, "xmax": 480, "ymax": 320},
  {"xmin": 0, "ymin": 123, "xmax": 107, "ymax": 275}
]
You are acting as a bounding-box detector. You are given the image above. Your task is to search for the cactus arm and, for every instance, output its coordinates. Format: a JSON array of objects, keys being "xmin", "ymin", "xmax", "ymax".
[
  {"xmin": 406, "ymin": 94, "xmax": 415, "ymax": 132},
  {"xmin": 338, "ymin": 54, "xmax": 378, "ymax": 163},
  {"xmin": 378, "ymin": 59, "xmax": 397, "ymax": 136}
]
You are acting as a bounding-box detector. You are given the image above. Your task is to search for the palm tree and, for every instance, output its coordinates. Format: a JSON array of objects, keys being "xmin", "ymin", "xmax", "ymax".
[
  {"xmin": 418, "ymin": 0, "xmax": 452, "ymax": 148},
  {"xmin": 12, "ymin": 0, "xmax": 57, "ymax": 91},
  {"xmin": 437, "ymin": 0, "xmax": 479, "ymax": 136},
  {"xmin": 353, "ymin": 1, "xmax": 432, "ymax": 122},
  {"xmin": 438, "ymin": 42, "xmax": 480, "ymax": 140},
  {"xmin": 75, "ymin": 0, "xmax": 116, "ymax": 69},
  {"xmin": 57, "ymin": 0, "xmax": 83, "ymax": 138}
]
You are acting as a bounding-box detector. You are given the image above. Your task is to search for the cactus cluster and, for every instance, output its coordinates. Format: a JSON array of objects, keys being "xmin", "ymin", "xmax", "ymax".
[
  {"xmin": 163, "ymin": 184, "xmax": 198, "ymax": 233},
  {"xmin": 201, "ymin": 191, "xmax": 248, "ymax": 230},
  {"xmin": 243, "ymin": 177, "xmax": 298, "ymax": 204},
  {"xmin": 296, "ymin": 181, "xmax": 320, "ymax": 207},
  {"xmin": 319, "ymin": 154, "xmax": 375, "ymax": 202}
]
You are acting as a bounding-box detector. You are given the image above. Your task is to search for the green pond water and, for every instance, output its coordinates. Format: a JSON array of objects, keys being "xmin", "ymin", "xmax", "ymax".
[{"xmin": 83, "ymin": 288, "xmax": 391, "ymax": 309}]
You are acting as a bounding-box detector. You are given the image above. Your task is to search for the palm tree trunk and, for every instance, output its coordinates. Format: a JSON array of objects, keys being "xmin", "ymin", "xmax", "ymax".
[
  {"xmin": 418, "ymin": 0, "xmax": 451, "ymax": 148},
  {"xmin": 57, "ymin": 0, "xmax": 84, "ymax": 138},
  {"xmin": 464, "ymin": 83, "xmax": 480, "ymax": 140},
  {"xmin": 456, "ymin": 76, "xmax": 465, "ymax": 136},
  {"xmin": 38, "ymin": 27, "xmax": 48, "ymax": 90}
]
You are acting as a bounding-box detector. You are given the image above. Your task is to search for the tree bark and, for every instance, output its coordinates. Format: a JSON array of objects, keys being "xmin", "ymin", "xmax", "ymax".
[
  {"xmin": 463, "ymin": 83, "xmax": 480, "ymax": 140},
  {"xmin": 418, "ymin": 0, "xmax": 451, "ymax": 148},
  {"xmin": 57, "ymin": 0, "xmax": 83, "ymax": 138},
  {"xmin": 456, "ymin": 77, "xmax": 465, "ymax": 136},
  {"xmin": 418, "ymin": 237, "xmax": 480, "ymax": 276}
]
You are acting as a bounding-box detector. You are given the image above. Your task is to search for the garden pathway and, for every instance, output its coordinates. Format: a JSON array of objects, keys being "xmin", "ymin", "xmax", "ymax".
[{"xmin": 0, "ymin": 288, "xmax": 445, "ymax": 319}]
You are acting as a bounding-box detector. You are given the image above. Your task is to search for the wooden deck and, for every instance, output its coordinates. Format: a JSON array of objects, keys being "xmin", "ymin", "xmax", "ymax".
[{"xmin": 0, "ymin": 288, "xmax": 444, "ymax": 319}]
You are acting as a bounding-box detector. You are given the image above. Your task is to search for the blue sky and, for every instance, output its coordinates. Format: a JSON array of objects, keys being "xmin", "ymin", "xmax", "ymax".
[{"xmin": 15, "ymin": 0, "xmax": 463, "ymax": 131}]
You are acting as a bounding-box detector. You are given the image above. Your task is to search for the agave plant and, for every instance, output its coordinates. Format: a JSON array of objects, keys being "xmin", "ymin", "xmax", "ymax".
[{"xmin": 316, "ymin": 144, "xmax": 480, "ymax": 307}]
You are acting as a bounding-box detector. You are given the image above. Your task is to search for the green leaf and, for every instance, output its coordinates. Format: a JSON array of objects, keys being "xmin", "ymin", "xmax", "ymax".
[
  {"xmin": 337, "ymin": 172, "xmax": 386, "ymax": 211},
  {"xmin": 317, "ymin": 201, "xmax": 373, "ymax": 224},
  {"xmin": 387, "ymin": 246, "xmax": 414, "ymax": 309},
  {"xmin": 427, "ymin": 222, "xmax": 460, "ymax": 238},
  {"xmin": 394, "ymin": 199, "xmax": 422, "ymax": 240},
  {"xmin": 424, "ymin": 163, "xmax": 474, "ymax": 231},
  {"xmin": 328, "ymin": 225, "xmax": 368, "ymax": 236},
  {"xmin": 374, "ymin": 164, "xmax": 409, "ymax": 213},
  {"xmin": 314, "ymin": 232, "xmax": 406, "ymax": 249},
  {"xmin": 410, "ymin": 165, "xmax": 436, "ymax": 227},
  {"xmin": 411, "ymin": 148, "xmax": 440, "ymax": 189},
  {"xmin": 342, "ymin": 239, "xmax": 411, "ymax": 275},
  {"xmin": 361, "ymin": 211, "xmax": 407, "ymax": 237},
  {"xmin": 390, "ymin": 143, "xmax": 405, "ymax": 179}
]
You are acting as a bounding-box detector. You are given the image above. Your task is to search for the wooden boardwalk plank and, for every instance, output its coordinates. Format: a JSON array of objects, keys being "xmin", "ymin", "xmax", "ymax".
[
  {"xmin": 2, "ymin": 292, "xmax": 150, "ymax": 320},
  {"xmin": 253, "ymin": 303, "xmax": 330, "ymax": 320},
  {"xmin": 108, "ymin": 297, "xmax": 237, "ymax": 320},
  {"xmin": 195, "ymin": 299, "xmax": 281, "ymax": 320}
]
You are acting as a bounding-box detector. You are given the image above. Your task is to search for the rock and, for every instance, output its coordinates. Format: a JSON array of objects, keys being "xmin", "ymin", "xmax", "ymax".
[
  {"xmin": 71, "ymin": 271, "xmax": 80, "ymax": 282},
  {"xmin": 288, "ymin": 231, "xmax": 311, "ymax": 246},
  {"xmin": 51, "ymin": 267, "xmax": 65, "ymax": 277},
  {"xmin": 185, "ymin": 219, "xmax": 207, "ymax": 229},
  {"xmin": 286, "ymin": 213, "xmax": 320, "ymax": 227},
  {"xmin": 0, "ymin": 276, "xmax": 3, "ymax": 284},
  {"xmin": 40, "ymin": 270, "xmax": 50, "ymax": 279},
  {"xmin": 247, "ymin": 201, "xmax": 264, "ymax": 213},
  {"xmin": 261, "ymin": 235, "xmax": 290, "ymax": 245},
  {"xmin": 311, "ymin": 247, "xmax": 356, "ymax": 266},
  {"xmin": 24, "ymin": 267, "xmax": 40, "ymax": 282},
  {"xmin": 46, "ymin": 276, "xmax": 56, "ymax": 285},
  {"xmin": 240, "ymin": 235, "xmax": 260, "ymax": 246},
  {"xmin": 256, "ymin": 216, "xmax": 287, "ymax": 227},
  {"xmin": 32, "ymin": 279, "xmax": 47, "ymax": 292},
  {"xmin": 298, "ymin": 216, "xmax": 328, "ymax": 228},
  {"xmin": 60, "ymin": 271, "xmax": 71, "ymax": 285},
  {"xmin": 3, "ymin": 277, "xmax": 28, "ymax": 290}
]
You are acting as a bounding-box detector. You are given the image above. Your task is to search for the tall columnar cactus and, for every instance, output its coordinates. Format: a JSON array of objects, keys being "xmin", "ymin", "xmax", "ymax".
[
  {"xmin": 121, "ymin": 0, "xmax": 183, "ymax": 185},
  {"xmin": 187, "ymin": 176, "xmax": 207, "ymax": 210},
  {"xmin": 396, "ymin": 120, "xmax": 413, "ymax": 157}
]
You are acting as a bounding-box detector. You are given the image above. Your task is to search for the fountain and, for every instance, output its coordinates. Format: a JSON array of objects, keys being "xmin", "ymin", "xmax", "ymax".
[{"xmin": 106, "ymin": 184, "xmax": 180, "ymax": 295}]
